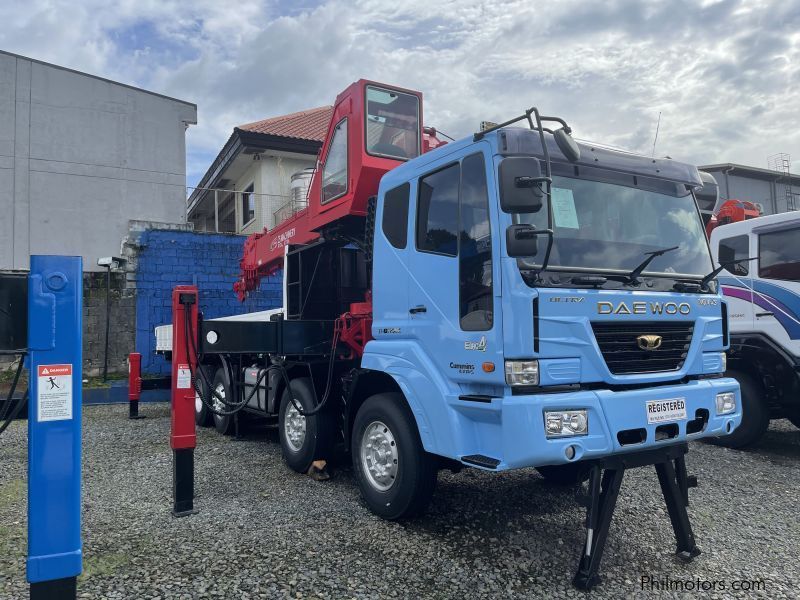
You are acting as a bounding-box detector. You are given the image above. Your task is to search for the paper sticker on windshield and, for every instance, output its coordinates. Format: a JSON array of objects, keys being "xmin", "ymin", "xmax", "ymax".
[{"xmin": 552, "ymin": 188, "xmax": 579, "ymax": 229}]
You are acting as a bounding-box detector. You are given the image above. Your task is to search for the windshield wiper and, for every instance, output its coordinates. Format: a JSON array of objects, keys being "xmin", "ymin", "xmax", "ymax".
[
  {"xmin": 699, "ymin": 257, "xmax": 757, "ymax": 290},
  {"xmin": 625, "ymin": 246, "xmax": 679, "ymax": 285}
]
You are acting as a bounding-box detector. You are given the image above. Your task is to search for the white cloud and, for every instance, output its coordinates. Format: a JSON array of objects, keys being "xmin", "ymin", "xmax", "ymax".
[{"xmin": 1, "ymin": 0, "xmax": 798, "ymax": 186}]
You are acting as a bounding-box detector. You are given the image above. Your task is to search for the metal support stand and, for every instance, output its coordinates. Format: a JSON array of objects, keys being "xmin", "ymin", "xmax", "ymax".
[
  {"xmin": 30, "ymin": 576, "xmax": 77, "ymax": 600},
  {"xmin": 172, "ymin": 448, "xmax": 195, "ymax": 517},
  {"xmin": 572, "ymin": 443, "xmax": 699, "ymax": 590},
  {"xmin": 27, "ymin": 256, "xmax": 83, "ymax": 599},
  {"xmin": 127, "ymin": 353, "xmax": 145, "ymax": 420},
  {"xmin": 170, "ymin": 288, "xmax": 198, "ymax": 517},
  {"xmin": 129, "ymin": 399, "xmax": 144, "ymax": 419}
]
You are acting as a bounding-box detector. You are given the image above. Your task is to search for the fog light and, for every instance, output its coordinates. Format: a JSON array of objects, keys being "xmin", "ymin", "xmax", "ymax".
[
  {"xmin": 544, "ymin": 409, "xmax": 588, "ymax": 438},
  {"xmin": 505, "ymin": 360, "xmax": 539, "ymax": 386},
  {"xmin": 715, "ymin": 392, "xmax": 736, "ymax": 415}
]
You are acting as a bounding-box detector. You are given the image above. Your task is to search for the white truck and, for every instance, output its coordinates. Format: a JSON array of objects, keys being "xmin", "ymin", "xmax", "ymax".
[{"xmin": 710, "ymin": 211, "xmax": 800, "ymax": 446}]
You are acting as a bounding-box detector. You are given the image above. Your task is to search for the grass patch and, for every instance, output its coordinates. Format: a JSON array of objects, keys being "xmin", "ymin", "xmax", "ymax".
[
  {"xmin": 82, "ymin": 374, "xmax": 128, "ymax": 389},
  {"xmin": 0, "ymin": 479, "xmax": 25, "ymax": 506},
  {"xmin": 80, "ymin": 552, "xmax": 130, "ymax": 579}
]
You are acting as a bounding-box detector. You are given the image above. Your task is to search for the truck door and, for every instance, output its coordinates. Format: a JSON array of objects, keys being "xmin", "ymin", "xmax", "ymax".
[
  {"xmin": 755, "ymin": 225, "xmax": 800, "ymax": 356},
  {"xmin": 407, "ymin": 150, "xmax": 503, "ymax": 390},
  {"xmin": 718, "ymin": 232, "xmax": 755, "ymax": 331}
]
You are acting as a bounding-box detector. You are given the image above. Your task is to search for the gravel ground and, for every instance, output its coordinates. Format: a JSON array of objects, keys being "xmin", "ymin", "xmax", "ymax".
[{"xmin": 1, "ymin": 403, "xmax": 798, "ymax": 599}]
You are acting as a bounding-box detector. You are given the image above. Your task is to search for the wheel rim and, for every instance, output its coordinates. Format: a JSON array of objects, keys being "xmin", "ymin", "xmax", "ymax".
[
  {"xmin": 360, "ymin": 420, "xmax": 399, "ymax": 492},
  {"xmin": 213, "ymin": 382, "xmax": 225, "ymax": 413},
  {"xmin": 284, "ymin": 403, "xmax": 307, "ymax": 452},
  {"xmin": 195, "ymin": 391, "xmax": 202, "ymax": 414}
]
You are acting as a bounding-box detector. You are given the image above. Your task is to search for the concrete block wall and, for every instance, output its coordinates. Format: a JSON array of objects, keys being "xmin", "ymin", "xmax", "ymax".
[
  {"xmin": 83, "ymin": 271, "xmax": 135, "ymax": 377},
  {"xmin": 132, "ymin": 228, "xmax": 281, "ymax": 374}
]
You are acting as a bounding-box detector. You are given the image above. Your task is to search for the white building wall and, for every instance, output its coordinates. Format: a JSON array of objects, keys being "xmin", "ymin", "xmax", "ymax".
[
  {"xmin": 260, "ymin": 153, "xmax": 316, "ymax": 229},
  {"xmin": 0, "ymin": 51, "xmax": 196, "ymax": 271}
]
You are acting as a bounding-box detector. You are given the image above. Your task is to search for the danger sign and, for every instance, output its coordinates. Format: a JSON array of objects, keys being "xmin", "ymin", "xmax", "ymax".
[
  {"xmin": 176, "ymin": 364, "xmax": 192, "ymax": 389},
  {"xmin": 37, "ymin": 363, "xmax": 73, "ymax": 422}
]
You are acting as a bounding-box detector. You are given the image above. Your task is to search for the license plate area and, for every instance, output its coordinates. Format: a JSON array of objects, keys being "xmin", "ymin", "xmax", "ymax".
[{"xmin": 646, "ymin": 398, "xmax": 687, "ymax": 425}]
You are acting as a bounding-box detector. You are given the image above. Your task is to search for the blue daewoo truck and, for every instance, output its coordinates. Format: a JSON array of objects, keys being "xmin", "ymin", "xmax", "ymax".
[{"xmin": 168, "ymin": 81, "xmax": 741, "ymax": 588}]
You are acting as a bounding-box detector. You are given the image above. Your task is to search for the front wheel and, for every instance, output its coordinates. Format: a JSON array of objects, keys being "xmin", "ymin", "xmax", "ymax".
[
  {"xmin": 536, "ymin": 462, "xmax": 590, "ymax": 485},
  {"xmin": 712, "ymin": 370, "xmax": 769, "ymax": 448},
  {"xmin": 351, "ymin": 393, "xmax": 437, "ymax": 520}
]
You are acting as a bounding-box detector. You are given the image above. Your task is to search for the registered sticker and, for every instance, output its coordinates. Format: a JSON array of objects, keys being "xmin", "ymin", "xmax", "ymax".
[
  {"xmin": 37, "ymin": 364, "xmax": 73, "ymax": 422},
  {"xmin": 176, "ymin": 364, "xmax": 192, "ymax": 389},
  {"xmin": 646, "ymin": 398, "xmax": 687, "ymax": 424}
]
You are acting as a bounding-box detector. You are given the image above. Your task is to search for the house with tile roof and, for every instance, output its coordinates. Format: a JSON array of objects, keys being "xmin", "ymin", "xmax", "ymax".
[{"xmin": 188, "ymin": 106, "xmax": 333, "ymax": 235}]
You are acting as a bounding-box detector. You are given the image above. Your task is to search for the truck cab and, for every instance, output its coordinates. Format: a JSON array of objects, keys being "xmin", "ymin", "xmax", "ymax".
[
  {"xmin": 710, "ymin": 212, "xmax": 800, "ymax": 446},
  {"xmin": 366, "ymin": 126, "xmax": 741, "ymax": 472}
]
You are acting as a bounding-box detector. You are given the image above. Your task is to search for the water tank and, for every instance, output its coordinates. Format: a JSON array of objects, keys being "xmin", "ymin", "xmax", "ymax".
[{"xmin": 290, "ymin": 167, "xmax": 315, "ymax": 206}]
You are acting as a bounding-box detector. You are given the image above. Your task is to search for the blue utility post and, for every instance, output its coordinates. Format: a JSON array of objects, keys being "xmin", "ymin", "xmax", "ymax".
[{"xmin": 27, "ymin": 255, "xmax": 83, "ymax": 600}]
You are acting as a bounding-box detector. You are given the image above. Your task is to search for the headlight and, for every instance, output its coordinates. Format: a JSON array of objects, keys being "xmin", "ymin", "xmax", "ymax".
[
  {"xmin": 505, "ymin": 360, "xmax": 539, "ymax": 386},
  {"xmin": 544, "ymin": 410, "xmax": 589, "ymax": 438},
  {"xmin": 720, "ymin": 352, "xmax": 727, "ymax": 372},
  {"xmin": 715, "ymin": 392, "xmax": 736, "ymax": 415}
]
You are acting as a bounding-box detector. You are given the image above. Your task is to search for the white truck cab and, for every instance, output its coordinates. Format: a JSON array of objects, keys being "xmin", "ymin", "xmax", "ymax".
[{"xmin": 710, "ymin": 211, "xmax": 800, "ymax": 445}]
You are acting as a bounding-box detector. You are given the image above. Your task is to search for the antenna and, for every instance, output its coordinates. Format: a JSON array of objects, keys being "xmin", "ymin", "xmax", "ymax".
[{"xmin": 651, "ymin": 111, "xmax": 661, "ymax": 157}]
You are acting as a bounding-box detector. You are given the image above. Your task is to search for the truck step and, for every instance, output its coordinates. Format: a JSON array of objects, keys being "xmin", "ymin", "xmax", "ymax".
[{"xmin": 461, "ymin": 454, "xmax": 501, "ymax": 469}]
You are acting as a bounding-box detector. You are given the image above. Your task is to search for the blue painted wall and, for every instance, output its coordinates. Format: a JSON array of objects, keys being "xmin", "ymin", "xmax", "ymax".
[{"xmin": 133, "ymin": 229, "xmax": 281, "ymax": 374}]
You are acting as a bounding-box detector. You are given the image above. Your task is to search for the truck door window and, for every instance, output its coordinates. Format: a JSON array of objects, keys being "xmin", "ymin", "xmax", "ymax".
[
  {"xmin": 459, "ymin": 153, "xmax": 493, "ymax": 331},
  {"xmin": 719, "ymin": 235, "xmax": 749, "ymax": 276},
  {"xmin": 322, "ymin": 118, "xmax": 348, "ymax": 204},
  {"xmin": 382, "ymin": 183, "xmax": 410, "ymax": 249},
  {"xmin": 416, "ymin": 163, "xmax": 459, "ymax": 256},
  {"xmin": 759, "ymin": 227, "xmax": 800, "ymax": 281}
]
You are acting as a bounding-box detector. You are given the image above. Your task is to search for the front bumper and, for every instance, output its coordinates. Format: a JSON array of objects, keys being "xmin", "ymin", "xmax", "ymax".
[{"xmin": 454, "ymin": 377, "xmax": 741, "ymax": 470}]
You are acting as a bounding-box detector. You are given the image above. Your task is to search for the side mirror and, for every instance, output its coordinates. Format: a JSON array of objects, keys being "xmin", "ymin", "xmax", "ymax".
[
  {"xmin": 506, "ymin": 224, "xmax": 553, "ymax": 258},
  {"xmin": 553, "ymin": 128, "xmax": 581, "ymax": 162},
  {"xmin": 499, "ymin": 157, "xmax": 548, "ymax": 213}
]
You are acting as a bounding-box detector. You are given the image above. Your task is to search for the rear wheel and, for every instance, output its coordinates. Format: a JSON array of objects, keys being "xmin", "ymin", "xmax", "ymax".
[
  {"xmin": 352, "ymin": 393, "xmax": 437, "ymax": 520},
  {"xmin": 211, "ymin": 367, "xmax": 234, "ymax": 435},
  {"xmin": 194, "ymin": 365, "xmax": 213, "ymax": 427},
  {"xmin": 278, "ymin": 378, "xmax": 335, "ymax": 474},
  {"xmin": 713, "ymin": 370, "xmax": 769, "ymax": 448}
]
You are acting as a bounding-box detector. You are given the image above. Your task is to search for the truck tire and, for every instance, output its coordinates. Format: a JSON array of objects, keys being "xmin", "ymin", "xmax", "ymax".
[
  {"xmin": 536, "ymin": 462, "xmax": 590, "ymax": 485},
  {"xmin": 713, "ymin": 370, "xmax": 769, "ymax": 448},
  {"xmin": 211, "ymin": 367, "xmax": 234, "ymax": 435},
  {"xmin": 278, "ymin": 378, "xmax": 335, "ymax": 474},
  {"xmin": 351, "ymin": 393, "xmax": 437, "ymax": 520},
  {"xmin": 194, "ymin": 365, "xmax": 213, "ymax": 427}
]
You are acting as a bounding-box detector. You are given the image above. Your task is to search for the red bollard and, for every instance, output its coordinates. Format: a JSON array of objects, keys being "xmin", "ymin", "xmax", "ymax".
[
  {"xmin": 170, "ymin": 285, "xmax": 198, "ymax": 516},
  {"xmin": 127, "ymin": 352, "xmax": 145, "ymax": 419}
]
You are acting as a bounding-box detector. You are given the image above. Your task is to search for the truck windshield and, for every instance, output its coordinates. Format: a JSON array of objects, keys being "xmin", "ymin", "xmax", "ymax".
[
  {"xmin": 520, "ymin": 175, "xmax": 712, "ymax": 277},
  {"xmin": 365, "ymin": 85, "xmax": 420, "ymax": 160}
]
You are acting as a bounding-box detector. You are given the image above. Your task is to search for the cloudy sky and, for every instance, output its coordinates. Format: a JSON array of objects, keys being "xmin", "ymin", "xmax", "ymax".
[{"xmin": 1, "ymin": 0, "xmax": 798, "ymax": 187}]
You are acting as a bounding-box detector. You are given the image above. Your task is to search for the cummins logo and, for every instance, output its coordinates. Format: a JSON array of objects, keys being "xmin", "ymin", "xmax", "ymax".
[{"xmin": 597, "ymin": 301, "xmax": 691, "ymax": 315}]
